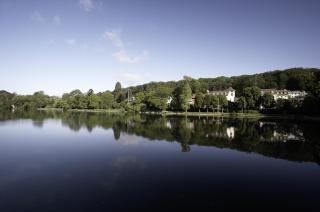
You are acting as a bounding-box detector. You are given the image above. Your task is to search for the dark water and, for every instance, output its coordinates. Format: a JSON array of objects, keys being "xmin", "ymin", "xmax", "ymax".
[{"xmin": 0, "ymin": 111, "xmax": 319, "ymax": 211}]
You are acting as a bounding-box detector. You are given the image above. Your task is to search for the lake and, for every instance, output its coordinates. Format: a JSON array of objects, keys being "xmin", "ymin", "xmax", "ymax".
[{"xmin": 0, "ymin": 111, "xmax": 319, "ymax": 211}]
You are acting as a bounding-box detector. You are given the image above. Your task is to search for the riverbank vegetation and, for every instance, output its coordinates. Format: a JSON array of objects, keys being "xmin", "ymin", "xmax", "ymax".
[{"xmin": 1, "ymin": 68, "xmax": 319, "ymax": 115}]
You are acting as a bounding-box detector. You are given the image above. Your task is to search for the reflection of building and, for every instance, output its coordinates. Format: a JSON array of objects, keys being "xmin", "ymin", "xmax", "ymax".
[
  {"xmin": 260, "ymin": 89, "xmax": 306, "ymax": 101},
  {"xmin": 226, "ymin": 127, "xmax": 235, "ymax": 139},
  {"xmin": 259, "ymin": 121, "xmax": 305, "ymax": 142},
  {"xmin": 190, "ymin": 87, "xmax": 236, "ymax": 105},
  {"xmin": 166, "ymin": 121, "xmax": 172, "ymax": 129},
  {"xmin": 206, "ymin": 126, "xmax": 235, "ymax": 139},
  {"xmin": 272, "ymin": 131, "xmax": 305, "ymax": 142},
  {"xmin": 186, "ymin": 122, "xmax": 194, "ymax": 130}
]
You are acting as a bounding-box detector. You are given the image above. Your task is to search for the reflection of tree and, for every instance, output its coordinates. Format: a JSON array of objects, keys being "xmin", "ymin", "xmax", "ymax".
[
  {"xmin": 32, "ymin": 120, "xmax": 44, "ymax": 128},
  {"xmin": 171, "ymin": 118, "xmax": 192, "ymax": 152},
  {"xmin": 112, "ymin": 121, "xmax": 122, "ymax": 140},
  {"xmin": 0, "ymin": 110, "xmax": 319, "ymax": 163}
]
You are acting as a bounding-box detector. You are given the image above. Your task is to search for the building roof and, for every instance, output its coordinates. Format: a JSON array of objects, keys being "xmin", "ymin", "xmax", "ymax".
[
  {"xmin": 209, "ymin": 87, "xmax": 235, "ymax": 93},
  {"xmin": 226, "ymin": 87, "xmax": 235, "ymax": 91}
]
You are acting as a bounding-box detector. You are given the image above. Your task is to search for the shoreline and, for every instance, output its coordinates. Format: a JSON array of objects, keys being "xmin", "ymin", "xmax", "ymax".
[
  {"xmin": 37, "ymin": 108, "xmax": 124, "ymax": 113},
  {"xmin": 36, "ymin": 108, "xmax": 320, "ymax": 121},
  {"xmin": 147, "ymin": 111, "xmax": 262, "ymax": 118}
]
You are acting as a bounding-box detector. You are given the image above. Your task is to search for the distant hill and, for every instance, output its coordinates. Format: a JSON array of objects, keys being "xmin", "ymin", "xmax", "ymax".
[{"xmin": 127, "ymin": 67, "xmax": 320, "ymax": 96}]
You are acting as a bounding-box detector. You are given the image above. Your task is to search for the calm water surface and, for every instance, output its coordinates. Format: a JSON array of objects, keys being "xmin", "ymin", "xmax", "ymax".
[{"xmin": 0, "ymin": 111, "xmax": 319, "ymax": 211}]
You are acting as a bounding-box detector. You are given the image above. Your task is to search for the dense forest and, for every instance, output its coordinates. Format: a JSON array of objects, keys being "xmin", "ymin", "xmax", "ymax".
[{"xmin": 0, "ymin": 68, "xmax": 320, "ymax": 115}]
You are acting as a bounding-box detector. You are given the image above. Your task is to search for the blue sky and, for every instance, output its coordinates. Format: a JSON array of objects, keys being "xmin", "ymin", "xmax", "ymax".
[{"xmin": 0, "ymin": 0, "xmax": 319, "ymax": 95}]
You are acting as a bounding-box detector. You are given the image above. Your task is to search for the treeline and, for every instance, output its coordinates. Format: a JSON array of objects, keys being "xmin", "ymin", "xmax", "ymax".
[
  {"xmin": 128, "ymin": 67, "xmax": 319, "ymax": 95},
  {"xmin": 0, "ymin": 89, "xmax": 119, "ymax": 111},
  {"xmin": 0, "ymin": 67, "xmax": 319, "ymax": 115}
]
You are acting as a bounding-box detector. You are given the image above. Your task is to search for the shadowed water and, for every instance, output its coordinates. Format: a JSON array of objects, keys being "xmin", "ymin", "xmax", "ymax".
[{"xmin": 0, "ymin": 111, "xmax": 319, "ymax": 211}]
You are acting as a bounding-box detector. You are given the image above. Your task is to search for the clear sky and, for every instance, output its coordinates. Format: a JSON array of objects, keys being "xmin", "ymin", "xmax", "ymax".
[{"xmin": 1, "ymin": 0, "xmax": 319, "ymax": 95}]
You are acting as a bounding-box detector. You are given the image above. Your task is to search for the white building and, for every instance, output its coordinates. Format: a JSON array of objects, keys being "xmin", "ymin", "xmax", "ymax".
[
  {"xmin": 190, "ymin": 87, "xmax": 236, "ymax": 105},
  {"xmin": 288, "ymin": 90, "xmax": 307, "ymax": 99},
  {"xmin": 261, "ymin": 89, "xmax": 306, "ymax": 101},
  {"xmin": 208, "ymin": 87, "xmax": 236, "ymax": 102}
]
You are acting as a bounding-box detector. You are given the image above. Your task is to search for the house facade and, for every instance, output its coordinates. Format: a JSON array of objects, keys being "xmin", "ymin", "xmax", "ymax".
[
  {"xmin": 207, "ymin": 87, "xmax": 236, "ymax": 102},
  {"xmin": 260, "ymin": 89, "xmax": 306, "ymax": 101},
  {"xmin": 190, "ymin": 87, "xmax": 236, "ymax": 105}
]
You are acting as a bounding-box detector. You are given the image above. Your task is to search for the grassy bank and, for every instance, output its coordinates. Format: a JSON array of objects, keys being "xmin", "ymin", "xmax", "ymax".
[
  {"xmin": 141, "ymin": 111, "xmax": 320, "ymax": 121},
  {"xmin": 38, "ymin": 108, "xmax": 124, "ymax": 113},
  {"xmin": 142, "ymin": 111, "xmax": 263, "ymax": 118},
  {"xmin": 37, "ymin": 108, "xmax": 320, "ymax": 121}
]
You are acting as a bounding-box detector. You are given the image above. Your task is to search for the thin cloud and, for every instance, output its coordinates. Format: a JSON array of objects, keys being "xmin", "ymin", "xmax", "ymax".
[
  {"xmin": 79, "ymin": 0, "xmax": 95, "ymax": 12},
  {"xmin": 104, "ymin": 29, "xmax": 149, "ymax": 64},
  {"xmin": 30, "ymin": 11, "xmax": 45, "ymax": 23},
  {"xmin": 65, "ymin": 39, "xmax": 76, "ymax": 46},
  {"xmin": 103, "ymin": 30, "xmax": 124, "ymax": 48},
  {"xmin": 113, "ymin": 50, "xmax": 148, "ymax": 64},
  {"xmin": 120, "ymin": 72, "xmax": 149, "ymax": 87},
  {"xmin": 53, "ymin": 15, "xmax": 61, "ymax": 26}
]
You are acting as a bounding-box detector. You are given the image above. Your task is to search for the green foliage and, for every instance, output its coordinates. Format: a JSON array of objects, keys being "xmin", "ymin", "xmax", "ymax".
[
  {"xmin": 172, "ymin": 80, "xmax": 192, "ymax": 112},
  {"xmin": 87, "ymin": 94, "xmax": 100, "ymax": 109},
  {"xmin": 114, "ymin": 82, "xmax": 122, "ymax": 93},
  {"xmin": 190, "ymin": 80, "xmax": 203, "ymax": 93},
  {"xmin": 0, "ymin": 90, "xmax": 14, "ymax": 109},
  {"xmin": 260, "ymin": 93, "xmax": 275, "ymax": 109},
  {"xmin": 134, "ymin": 91, "xmax": 145, "ymax": 104},
  {"xmin": 194, "ymin": 92, "xmax": 204, "ymax": 111},
  {"xmin": 63, "ymin": 90, "xmax": 87, "ymax": 109},
  {"xmin": 100, "ymin": 91, "xmax": 115, "ymax": 109},
  {"xmin": 32, "ymin": 91, "xmax": 51, "ymax": 108},
  {"xmin": 210, "ymin": 96, "xmax": 219, "ymax": 112},
  {"xmin": 243, "ymin": 86, "xmax": 261, "ymax": 109},
  {"xmin": 237, "ymin": 97, "xmax": 247, "ymax": 112},
  {"xmin": 144, "ymin": 85, "xmax": 171, "ymax": 111},
  {"xmin": 55, "ymin": 99, "xmax": 70, "ymax": 110},
  {"xmin": 145, "ymin": 93, "xmax": 168, "ymax": 111},
  {"xmin": 218, "ymin": 95, "xmax": 227, "ymax": 107},
  {"xmin": 114, "ymin": 82, "xmax": 123, "ymax": 103},
  {"xmin": 203, "ymin": 94, "xmax": 211, "ymax": 112},
  {"xmin": 87, "ymin": 89, "xmax": 94, "ymax": 96},
  {"xmin": 1, "ymin": 68, "xmax": 320, "ymax": 115}
]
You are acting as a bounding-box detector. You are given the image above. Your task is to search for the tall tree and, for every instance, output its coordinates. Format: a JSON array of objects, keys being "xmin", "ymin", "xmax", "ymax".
[
  {"xmin": 114, "ymin": 82, "xmax": 123, "ymax": 103},
  {"xmin": 210, "ymin": 96, "xmax": 218, "ymax": 112},
  {"xmin": 114, "ymin": 82, "xmax": 122, "ymax": 93},
  {"xmin": 218, "ymin": 95, "xmax": 228, "ymax": 113},
  {"xmin": 243, "ymin": 86, "xmax": 261, "ymax": 109},
  {"xmin": 204, "ymin": 94, "xmax": 211, "ymax": 112},
  {"xmin": 260, "ymin": 93, "xmax": 275, "ymax": 109},
  {"xmin": 237, "ymin": 97, "xmax": 247, "ymax": 113},
  {"xmin": 87, "ymin": 94, "xmax": 100, "ymax": 109},
  {"xmin": 100, "ymin": 91, "xmax": 115, "ymax": 109},
  {"xmin": 195, "ymin": 92, "xmax": 204, "ymax": 112},
  {"xmin": 173, "ymin": 80, "xmax": 192, "ymax": 112},
  {"xmin": 87, "ymin": 89, "xmax": 94, "ymax": 96}
]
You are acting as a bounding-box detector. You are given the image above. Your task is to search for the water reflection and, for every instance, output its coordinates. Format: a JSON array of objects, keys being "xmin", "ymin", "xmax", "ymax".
[{"xmin": 0, "ymin": 110, "xmax": 319, "ymax": 164}]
